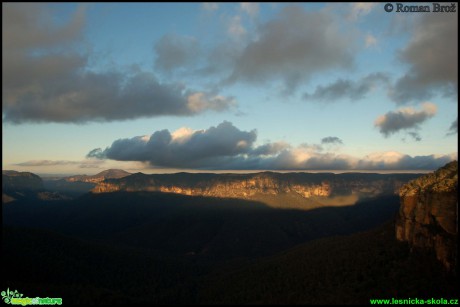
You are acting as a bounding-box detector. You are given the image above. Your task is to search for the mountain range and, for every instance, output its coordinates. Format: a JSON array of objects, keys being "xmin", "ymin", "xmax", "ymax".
[{"xmin": 2, "ymin": 163, "xmax": 458, "ymax": 303}]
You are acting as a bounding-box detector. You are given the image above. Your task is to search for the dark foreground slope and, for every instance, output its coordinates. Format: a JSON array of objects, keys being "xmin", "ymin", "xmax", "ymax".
[
  {"xmin": 3, "ymin": 221, "xmax": 458, "ymax": 305},
  {"xmin": 199, "ymin": 221, "xmax": 459, "ymax": 304}
]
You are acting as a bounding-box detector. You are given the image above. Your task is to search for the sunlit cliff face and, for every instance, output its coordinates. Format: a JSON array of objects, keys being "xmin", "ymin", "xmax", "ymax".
[
  {"xmin": 395, "ymin": 161, "xmax": 458, "ymax": 273},
  {"xmin": 91, "ymin": 172, "xmax": 414, "ymax": 210}
]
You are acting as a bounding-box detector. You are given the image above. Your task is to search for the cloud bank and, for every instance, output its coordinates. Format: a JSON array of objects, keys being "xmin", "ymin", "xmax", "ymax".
[
  {"xmin": 225, "ymin": 5, "xmax": 356, "ymax": 93},
  {"xmin": 390, "ymin": 12, "xmax": 458, "ymax": 103},
  {"xmin": 88, "ymin": 121, "xmax": 456, "ymax": 170},
  {"xmin": 2, "ymin": 3, "xmax": 234, "ymax": 124},
  {"xmin": 15, "ymin": 159, "xmax": 105, "ymax": 169}
]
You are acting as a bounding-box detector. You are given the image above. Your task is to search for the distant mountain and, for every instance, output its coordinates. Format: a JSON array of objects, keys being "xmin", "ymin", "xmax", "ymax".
[
  {"xmin": 65, "ymin": 169, "xmax": 131, "ymax": 183},
  {"xmin": 396, "ymin": 161, "xmax": 458, "ymax": 273},
  {"xmin": 2, "ymin": 170, "xmax": 71, "ymax": 203},
  {"xmin": 40, "ymin": 169, "xmax": 131, "ymax": 198},
  {"xmin": 92, "ymin": 172, "xmax": 422, "ymax": 209},
  {"xmin": 2, "ymin": 170, "xmax": 44, "ymax": 191}
]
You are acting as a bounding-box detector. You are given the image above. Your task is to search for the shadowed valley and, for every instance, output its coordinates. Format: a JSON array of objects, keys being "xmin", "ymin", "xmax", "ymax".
[{"xmin": 2, "ymin": 164, "xmax": 458, "ymax": 304}]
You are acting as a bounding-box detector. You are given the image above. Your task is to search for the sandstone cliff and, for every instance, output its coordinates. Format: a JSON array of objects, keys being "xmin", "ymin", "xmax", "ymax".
[
  {"xmin": 395, "ymin": 161, "xmax": 458, "ymax": 273},
  {"xmin": 92, "ymin": 172, "xmax": 420, "ymax": 209}
]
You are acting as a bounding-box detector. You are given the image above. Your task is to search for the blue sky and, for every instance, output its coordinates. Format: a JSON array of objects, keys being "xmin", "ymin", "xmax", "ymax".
[{"xmin": 2, "ymin": 2, "xmax": 458, "ymax": 175}]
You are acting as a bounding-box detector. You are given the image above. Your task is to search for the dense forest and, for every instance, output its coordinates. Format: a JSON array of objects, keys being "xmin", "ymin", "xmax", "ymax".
[{"xmin": 2, "ymin": 191, "xmax": 458, "ymax": 304}]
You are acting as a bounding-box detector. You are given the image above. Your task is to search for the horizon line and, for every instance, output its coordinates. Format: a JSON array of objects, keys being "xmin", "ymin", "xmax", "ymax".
[{"xmin": 7, "ymin": 169, "xmax": 435, "ymax": 178}]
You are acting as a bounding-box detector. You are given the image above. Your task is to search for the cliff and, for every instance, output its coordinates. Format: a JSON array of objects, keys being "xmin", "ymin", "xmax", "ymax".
[
  {"xmin": 395, "ymin": 161, "xmax": 458, "ymax": 273},
  {"xmin": 92, "ymin": 172, "xmax": 420, "ymax": 208}
]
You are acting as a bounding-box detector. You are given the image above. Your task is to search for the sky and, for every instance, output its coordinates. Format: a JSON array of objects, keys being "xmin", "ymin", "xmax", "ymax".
[{"xmin": 2, "ymin": 2, "xmax": 458, "ymax": 175}]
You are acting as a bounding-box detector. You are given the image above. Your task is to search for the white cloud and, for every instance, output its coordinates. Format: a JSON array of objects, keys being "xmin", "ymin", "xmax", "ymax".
[
  {"xmin": 88, "ymin": 122, "xmax": 456, "ymax": 170},
  {"xmin": 171, "ymin": 127, "xmax": 196, "ymax": 143}
]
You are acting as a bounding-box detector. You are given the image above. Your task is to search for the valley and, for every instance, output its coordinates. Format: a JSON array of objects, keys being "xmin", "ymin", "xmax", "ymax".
[{"xmin": 2, "ymin": 163, "xmax": 458, "ymax": 304}]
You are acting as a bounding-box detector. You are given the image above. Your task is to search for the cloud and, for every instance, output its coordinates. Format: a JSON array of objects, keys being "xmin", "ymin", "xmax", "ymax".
[
  {"xmin": 240, "ymin": 3, "xmax": 259, "ymax": 17},
  {"xmin": 15, "ymin": 160, "xmax": 81, "ymax": 166},
  {"xmin": 356, "ymin": 152, "xmax": 456, "ymax": 170},
  {"xmin": 15, "ymin": 159, "xmax": 105, "ymax": 168},
  {"xmin": 389, "ymin": 12, "xmax": 458, "ymax": 103},
  {"xmin": 2, "ymin": 3, "xmax": 234, "ymax": 124},
  {"xmin": 202, "ymin": 3, "xmax": 218, "ymax": 11},
  {"xmin": 447, "ymin": 118, "xmax": 458, "ymax": 136},
  {"xmin": 303, "ymin": 73, "xmax": 390, "ymax": 102},
  {"xmin": 250, "ymin": 142, "xmax": 291, "ymax": 156},
  {"xmin": 89, "ymin": 121, "xmax": 257, "ymax": 168},
  {"xmin": 347, "ymin": 3, "xmax": 376, "ymax": 21},
  {"xmin": 374, "ymin": 102, "xmax": 437, "ymax": 137},
  {"xmin": 154, "ymin": 34, "xmax": 200, "ymax": 73},
  {"xmin": 225, "ymin": 5, "xmax": 356, "ymax": 93},
  {"xmin": 321, "ymin": 137, "xmax": 343, "ymax": 145},
  {"xmin": 407, "ymin": 132, "xmax": 421, "ymax": 142},
  {"xmin": 88, "ymin": 121, "xmax": 456, "ymax": 170}
]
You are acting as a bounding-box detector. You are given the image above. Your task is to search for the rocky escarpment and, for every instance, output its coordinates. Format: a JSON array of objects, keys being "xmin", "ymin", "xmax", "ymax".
[
  {"xmin": 395, "ymin": 161, "xmax": 458, "ymax": 273},
  {"xmin": 92, "ymin": 172, "xmax": 420, "ymax": 204}
]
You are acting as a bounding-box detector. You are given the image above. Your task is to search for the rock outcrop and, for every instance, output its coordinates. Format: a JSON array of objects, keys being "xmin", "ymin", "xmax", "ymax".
[{"xmin": 395, "ymin": 161, "xmax": 458, "ymax": 273}]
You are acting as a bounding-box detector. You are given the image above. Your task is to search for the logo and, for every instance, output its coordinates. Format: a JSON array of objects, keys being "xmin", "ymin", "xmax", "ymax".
[
  {"xmin": 1, "ymin": 288, "xmax": 22, "ymax": 304},
  {"xmin": 384, "ymin": 3, "xmax": 394, "ymax": 12},
  {"xmin": 1, "ymin": 288, "xmax": 62, "ymax": 306}
]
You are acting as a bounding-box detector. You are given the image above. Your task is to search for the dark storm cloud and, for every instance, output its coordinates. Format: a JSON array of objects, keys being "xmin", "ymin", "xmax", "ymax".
[
  {"xmin": 225, "ymin": 5, "xmax": 356, "ymax": 93},
  {"xmin": 154, "ymin": 33, "xmax": 200, "ymax": 73},
  {"xmin": 2, "ymin": 3, "xmax": 234, "ymax": 124},
  {"xmin": 321, "ymin": 137, "xmax": 344, "ymax": 145},
  {"xmin": 88, "ymin": 121, "xmax": 456, "ymax": 170},
  {"xmin": 303, "ymin": 73, "xmax": 390, "ymax": 102},
  {"xmin": 86, "ymin": 148, "xmax": 105, "ymax": 159},
  {"xmin": 389, "ymin": 12, "xmax": 458, "ymax": 103},
  {"xmin": 90, "ymin": 121, "xmax": 257, "ymax": 168},
  {"xmin": 374, "ymin": 103, "xmax": 437, "ymax": 137}
]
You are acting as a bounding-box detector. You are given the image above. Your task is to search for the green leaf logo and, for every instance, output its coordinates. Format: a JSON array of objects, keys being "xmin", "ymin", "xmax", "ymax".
[{"xmin": 1, "ymin": 288, "xmax": 23, "ymax": 304}]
